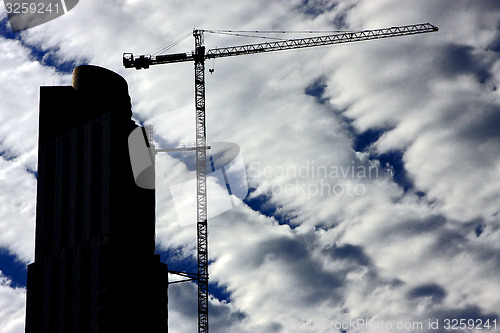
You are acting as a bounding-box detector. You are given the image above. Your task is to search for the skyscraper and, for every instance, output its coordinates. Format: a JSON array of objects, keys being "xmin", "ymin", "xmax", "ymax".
[{"xmin": 25, "ymin": 65, "xmax": 168, "ymax": 333}]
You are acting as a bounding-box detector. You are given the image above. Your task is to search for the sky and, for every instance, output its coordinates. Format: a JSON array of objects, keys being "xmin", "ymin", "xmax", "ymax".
[{"xmin": 1, "ymin": 0, "xmax": 500, "ymax": 332}]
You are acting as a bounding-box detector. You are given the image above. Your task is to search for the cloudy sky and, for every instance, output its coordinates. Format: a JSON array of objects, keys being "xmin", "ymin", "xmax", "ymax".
[{"xmin": 1, "ymin": 0, "xmax": 500, "ymax": 332}]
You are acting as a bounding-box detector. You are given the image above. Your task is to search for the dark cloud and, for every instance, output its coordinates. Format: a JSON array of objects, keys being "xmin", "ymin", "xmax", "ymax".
[
  {"xmin": 438, "ymin": 44, "xmax": 478, "ymax": 76},
  {"xmin": 352, "ymin": 127, "xmax": 391, "ymax": 152},
  {"xmin": 247, "ymin": 235, "xmax": 345, "ymax": 305},
  {"xmin": 487, "ymin": 23, "xmax": 500, "ymax": 53},
  {"xmin": 456, "ymin": 105, "xmax": 500, "ymax": 143},
  {"xmin": 431, "ymin": 229, "xmax": 467, "ymax": 256},
  {"xmin": 378, "ymin": 214, "xmax": 447, "ymax": 241},
  {"xmin": 0, "ymin": 150, "xmax": 17, "ymax": 161},
  {"xmin": 426, "ymin": 221, "xmax": 500, "ymax": 271},
  {"xmin": 168, "ymin": 281, "xmax": 249, "ymax": 333},
  {"xmin": 250, "ymin": 236, "xmax": 310, "ymax": 266},
  {"xmin": 403, "ymin": 215, "xmax": 447, "ymax": 235},
  {"xmin": 295, "ymin": 0, "xmax": 340, "ymax": 18},
  {"xmin": 487, "ymin": 35, "xmax": 500, "ymax": 53},
  {"xmin": 474, "ymin": 244, "xmax": 500, "ymax": 272},
  {"xmin": 243, "ymin": 189, "xmax": 297, "ymax": 229},
  {"xmin": 436, "ymin": 43, "xmax": 494, "ymax": 84},
  {"xmin": 209, "ymin": 300, "xmax": 247, "ymax": 332},
  {"xmin": 408, "ymin": 283, "xmax": 447, "ymax": 304},
  {"xmin": 463, "ymin": 218, "xmax": 486, "ymax": 238},
  {"xmin": 167, "ymin": 282, "xmax": 198, "ymax": 318},
  {"xmin": 377, "ymin": 150, "xmax": 415, "ymax": 192},
  {"xmin": 475, "ymin": 224, "xmax": 485, "ymax": 237},
  {"xmin": 324, "ymin": 243, "xmax": 372, "ymax": 266},
  {"xmin": 305, "ymin": 76, "xmax": 328, "ymax": 104}
]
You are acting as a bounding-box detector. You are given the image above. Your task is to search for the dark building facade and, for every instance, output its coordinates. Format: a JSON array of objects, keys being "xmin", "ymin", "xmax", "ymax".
[{"xmin": 26, "ymin": 65, "xmax": 168, "ymax": 333}]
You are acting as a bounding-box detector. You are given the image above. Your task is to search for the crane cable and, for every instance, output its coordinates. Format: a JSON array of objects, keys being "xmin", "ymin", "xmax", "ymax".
[
  {"xmin": 148, "ymin": 29, "xmax": 356, "ymax": 57},
  {"xmin": 205, "ymin": 30, "xmax": 290, "ymax": 41},
  {"xmin": 205, "ymin": 29, "xmax": 354, "ymax": 34},
  {"xmin": 203, "ymin": 29, "xmax": 356, "ymax": 42},
  {"xmin": 150, "ymin": 32, "xmax": 192, "ymax": 56},
  {"xmin": 205, "ymin": 29, "xmax": 354, "ymax": 39}
]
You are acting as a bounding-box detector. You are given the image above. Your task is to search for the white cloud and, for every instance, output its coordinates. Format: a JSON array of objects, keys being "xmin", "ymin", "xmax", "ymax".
[
  {"xmin": 0, "ymin": 16, "xmax": 68, "ymax": 264},
  {"xmin": 0, "ymin": 158, "xmax": 36, "ymax": 263},
  {"xmin": 0, "ymin": 273, "xmax": 26, "ymax": 333}
]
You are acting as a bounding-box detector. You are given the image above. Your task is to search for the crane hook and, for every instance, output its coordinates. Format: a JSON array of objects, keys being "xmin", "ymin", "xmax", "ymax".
[{"xmin": 209, "ymin": 58, "xmax": 215, "ymax": 74}]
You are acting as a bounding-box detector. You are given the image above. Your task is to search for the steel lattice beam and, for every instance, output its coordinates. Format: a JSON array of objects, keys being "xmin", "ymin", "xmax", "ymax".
[
  {"xmin": 204, "ymin": 23, "xmax": 437, "ymax": 59},
  {"xmin": 194, "ymin": 30, "xmax": 209, "ymax": 333}
]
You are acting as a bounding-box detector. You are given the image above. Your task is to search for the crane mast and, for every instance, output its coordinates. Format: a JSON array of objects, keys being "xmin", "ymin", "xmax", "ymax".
[
  {"xmin": 123, "ymin": 22, "xmax": 437, "ymax": 333},
  {"xmin": 193, "ymin": 29, "xmax": 209, "ymax": 332}
]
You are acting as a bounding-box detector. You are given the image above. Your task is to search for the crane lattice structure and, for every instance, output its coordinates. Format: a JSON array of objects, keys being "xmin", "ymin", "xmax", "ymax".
[{"xmin": 123, "ymin": 22, "xmax": 438, "ymax": 333}]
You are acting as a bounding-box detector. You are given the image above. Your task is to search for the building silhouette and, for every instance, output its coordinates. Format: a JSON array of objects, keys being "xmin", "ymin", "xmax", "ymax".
[{"xmin": 25, "ymin": 65, "xmax": 168, "ymax": 333}]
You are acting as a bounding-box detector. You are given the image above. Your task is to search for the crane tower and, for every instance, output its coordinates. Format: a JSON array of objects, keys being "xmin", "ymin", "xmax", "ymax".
[{"xmin": 123, "ymin": 22, "xmax": 438, "ymax": 333}]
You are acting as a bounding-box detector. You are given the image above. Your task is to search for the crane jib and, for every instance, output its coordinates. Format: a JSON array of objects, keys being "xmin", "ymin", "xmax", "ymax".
[
  {"xmin": 205, "ymin": 23, "xmax": 438, "ymax": 59},
  {"xmin": 123, "ymin": 23, "xmax": 437, "ymax": 68}
]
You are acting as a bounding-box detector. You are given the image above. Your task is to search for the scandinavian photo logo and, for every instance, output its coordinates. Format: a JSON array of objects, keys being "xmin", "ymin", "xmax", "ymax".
[
  {"xmin": 248, "ymin": 160, "xmax": 383, "ymax": 199},
  {"xmin": 128, "ymin": 128, "xmax": 250, "ymax": 227},
  {"xmin": 4, "ymin": 0, "xmax": 79, "ymax": 32}
]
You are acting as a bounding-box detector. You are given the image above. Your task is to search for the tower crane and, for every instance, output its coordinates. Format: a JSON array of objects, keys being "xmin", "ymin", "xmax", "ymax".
[{"xmin": 123, "ymin": 22, "xmax": 438, "ymax": 333}]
